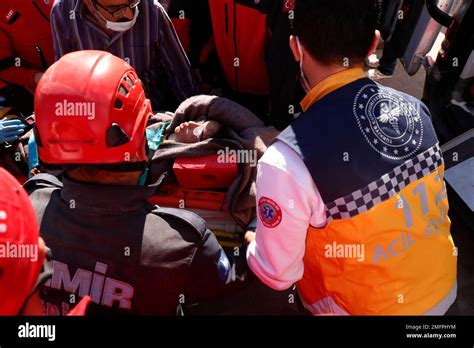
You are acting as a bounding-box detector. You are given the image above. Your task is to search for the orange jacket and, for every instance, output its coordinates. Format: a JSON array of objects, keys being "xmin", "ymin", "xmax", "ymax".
[{"xmin": 0, "ymin": 0, "xmax": 54, "ymax": 92}]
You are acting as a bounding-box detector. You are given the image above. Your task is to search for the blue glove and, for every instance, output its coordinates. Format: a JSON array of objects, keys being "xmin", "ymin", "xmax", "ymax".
[
  {"xmin": 0, "ymin": 97, "xmax": 4, "ymax": 110},
  {"xmin": 0, "ymin": 119, "xmax": 25, "ymax": 143}
]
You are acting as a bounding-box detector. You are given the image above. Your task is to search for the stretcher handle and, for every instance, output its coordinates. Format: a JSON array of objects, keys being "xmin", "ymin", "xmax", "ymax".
[{"xmin": 426, "ymin": 0, "xmax": 455, "ymax": 27}]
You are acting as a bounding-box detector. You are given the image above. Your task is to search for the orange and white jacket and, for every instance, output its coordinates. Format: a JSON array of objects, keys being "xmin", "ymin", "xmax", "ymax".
[{"xmin": 247, "ymin": 68, "xmax": 457, "ymax": 315}]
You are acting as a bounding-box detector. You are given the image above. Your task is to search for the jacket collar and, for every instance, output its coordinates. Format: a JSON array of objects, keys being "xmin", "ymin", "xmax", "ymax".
[
  {"xmin": 60, "ymin": 175, "xmax": 162, "ymax": 214},
  {"xmin": 300, "ymin": 67, "xmax": 366, "ymax": 112}
]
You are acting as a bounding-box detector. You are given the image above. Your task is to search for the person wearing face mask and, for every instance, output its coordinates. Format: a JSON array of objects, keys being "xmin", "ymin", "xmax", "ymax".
[
  {"xmin": 245, "ymin": 0, "xmax": 457, "ymax": 316},
  {"xmin": 50, "ymin": 0, "xmax": 198, "ymax": 112}
]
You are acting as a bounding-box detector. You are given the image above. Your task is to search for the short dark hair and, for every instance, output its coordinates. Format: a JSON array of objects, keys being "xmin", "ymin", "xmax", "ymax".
[{"xmin": 293, "ymin": 0, "xmax": 380, "ymax": 66}]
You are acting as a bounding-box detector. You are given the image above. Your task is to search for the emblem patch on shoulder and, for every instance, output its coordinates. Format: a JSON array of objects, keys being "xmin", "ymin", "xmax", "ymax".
[
  {"xmin": 258, "ymin": 197, "xmax": 282, "ymax": 228},
  {"xmin": 353, "ymin": 85, "xmax": 424, "ymax": 161}
]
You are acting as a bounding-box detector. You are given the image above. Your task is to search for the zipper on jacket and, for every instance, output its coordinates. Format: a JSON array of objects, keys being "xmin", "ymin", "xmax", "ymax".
[
  {"xmin": 35, "ymin": 44, "xmax": 48, "ymax": 70},
  {"xmin": 32, "ymin": 0, "xmax": 50, "ymax": 22}
]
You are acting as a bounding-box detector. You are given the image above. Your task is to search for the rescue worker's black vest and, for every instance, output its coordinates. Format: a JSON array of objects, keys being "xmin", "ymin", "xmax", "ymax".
[{"xmin": 25, "ymin": 174, "xmax": 232, "ymax": 315}]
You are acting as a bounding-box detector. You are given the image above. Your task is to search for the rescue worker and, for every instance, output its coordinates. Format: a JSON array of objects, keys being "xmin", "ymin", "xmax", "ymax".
[
  {"xmin": 0, "ymin": 169, "xmax": 95, "ymax": 317},
  {"xmin": 50, "ymin": 0, "xmax": 198, "ymax": 111},
  {"xmin": 26, "ymin": 50, "xmax": 235, "ymax": 315},
  {"xmin": 0, "ymin": 0, "xmax": 54, "ymax": 116},
  {"xmin": 160, "ymin": 0, "xmax": 212, "ymax": 67},
  {"xmin": 246, "ymin": 0, "xmax": 457, "ymax": 315},
  {"xmin": 0, "ymin": 113, "xmax": 32, "ymax": 184},
  {"xmin": 0, "ymin": 168, "xmax": 49, "ymax": 315},
  {"xmin": 160, "ymin": 0, "xmax": 216, "ymax": 95},
  {"xmin": 207, "ymin": 0, "xmax": 300, "ymax": 129}
]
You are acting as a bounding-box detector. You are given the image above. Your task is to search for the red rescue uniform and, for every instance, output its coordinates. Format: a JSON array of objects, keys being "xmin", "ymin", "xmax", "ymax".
[{"xmin": 0, "ymin": 0, "xmax": 54, "ymax": 92}]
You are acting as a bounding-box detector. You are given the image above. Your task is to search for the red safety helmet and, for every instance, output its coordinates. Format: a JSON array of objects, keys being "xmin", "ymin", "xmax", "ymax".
[
  {"xmin": 0, "ymin": 168, "xmax": 45, "ymax": 315},
  {"xmin": 34, "ymin": 50, "xmax": 152, "ymax": 166}
]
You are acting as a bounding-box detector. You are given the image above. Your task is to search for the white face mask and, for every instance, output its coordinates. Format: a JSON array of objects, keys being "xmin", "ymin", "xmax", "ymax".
[
  {"xmin": 295, "ymin": 36, "xmax": 311, "ymax": 93},
  {"xmin": 97, "ymin": 6, "xmax": 139, "ymax": 32}
]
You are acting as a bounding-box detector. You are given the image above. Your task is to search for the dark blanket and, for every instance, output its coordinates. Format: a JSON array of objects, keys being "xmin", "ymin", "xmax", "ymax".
[{"xmin": 150, "ymin": 95, "xmax": 279, "ymax": 230}]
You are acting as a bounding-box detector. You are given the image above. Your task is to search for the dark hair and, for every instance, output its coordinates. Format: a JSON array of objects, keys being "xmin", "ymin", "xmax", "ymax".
[{"xmin": 293, "ymin": 0, "xmax": 380, "ymax": 66}]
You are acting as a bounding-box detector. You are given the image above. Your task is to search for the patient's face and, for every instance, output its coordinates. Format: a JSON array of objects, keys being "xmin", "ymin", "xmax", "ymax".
[{"xmin": 174, "ymin": 120, "xmax": 222, "ymax": 144}]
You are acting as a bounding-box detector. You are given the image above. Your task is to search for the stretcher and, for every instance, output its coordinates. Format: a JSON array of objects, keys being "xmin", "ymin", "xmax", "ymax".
[
  {"xmin": 173, "ymin": 154, "xmax": 238, "ymax": 189},
  {"xmin": 148, "ymin": 130, "xmax": 245, "ymax": 249}
]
